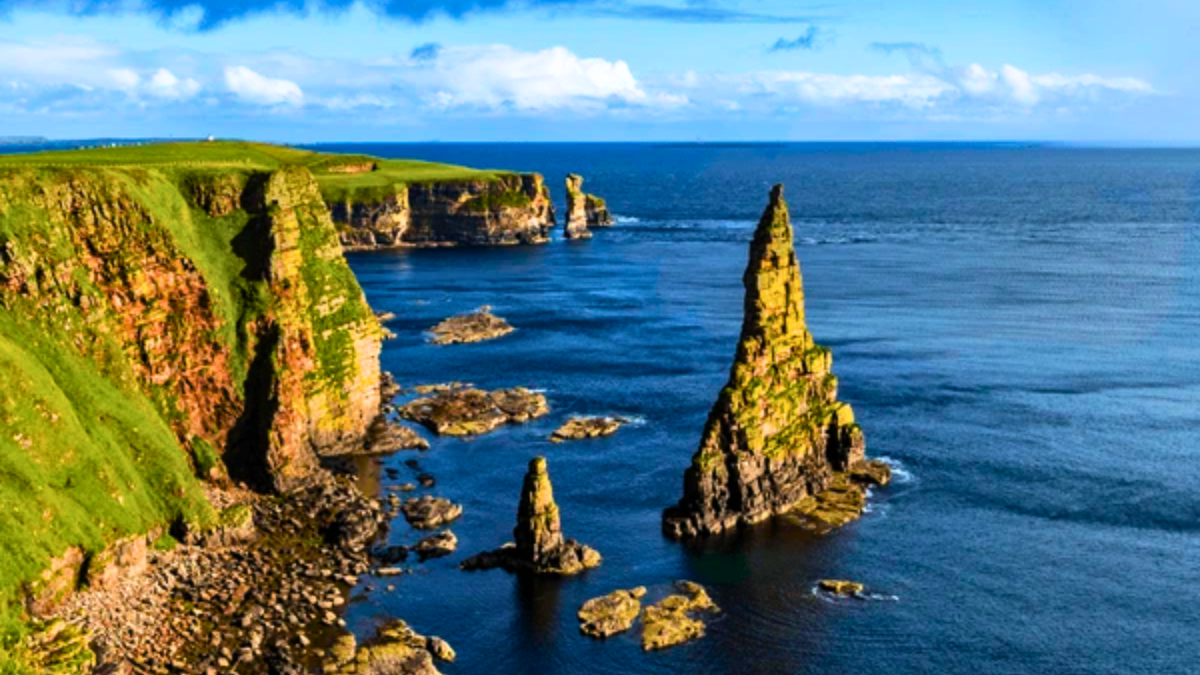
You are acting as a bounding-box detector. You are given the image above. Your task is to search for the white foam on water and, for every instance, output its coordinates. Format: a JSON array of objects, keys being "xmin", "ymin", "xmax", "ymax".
[
  {"xmin": 614, "ymin": 215, "xmax": 640, "ymax": 223},
  {"xmin": 876, "ymin": 456, "xmax": 914, "ymax": 484}
]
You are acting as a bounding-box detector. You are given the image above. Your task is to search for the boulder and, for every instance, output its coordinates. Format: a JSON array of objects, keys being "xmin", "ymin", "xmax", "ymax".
[
  {"xmin": 818, "ymin": 579, "xmax": 865, "ymax": 597},
  {"xmin": 401, "ymin": 497, "xmax": 463, "ymax": 530},
  {"xmin": 413, "ymin": 531, "xmax": 458, "ymax": 560}
]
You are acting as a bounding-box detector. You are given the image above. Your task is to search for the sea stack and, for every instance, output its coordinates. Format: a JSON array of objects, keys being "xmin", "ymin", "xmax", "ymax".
[
  {"xmin": 564, "ymin": 174, "xmax": 614, "ymax": 239},
  {"xmin": 461, "ymin": 457, "xmax": 601, "ymax": 574},
  {"xmin": 662, "ymin": 184, "xmax": 867, "ymax": 539}
]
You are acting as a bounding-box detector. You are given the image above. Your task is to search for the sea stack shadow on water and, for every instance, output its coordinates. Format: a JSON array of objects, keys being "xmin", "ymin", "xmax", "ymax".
[{"xmin": 662, "ymin": 183, "xmax": 885, "ymax": 539}]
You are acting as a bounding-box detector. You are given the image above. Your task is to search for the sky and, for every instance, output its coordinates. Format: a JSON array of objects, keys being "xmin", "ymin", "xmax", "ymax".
[{"xmin": 0, "ymin": 0, "xmax": 1196, "ymax": 142}]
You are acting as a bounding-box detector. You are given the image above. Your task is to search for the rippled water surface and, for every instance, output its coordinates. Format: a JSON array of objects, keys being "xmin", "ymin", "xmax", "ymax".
[{"xmin": 320, "ymin": 143, "xmax": 1200, "ymax": 675}]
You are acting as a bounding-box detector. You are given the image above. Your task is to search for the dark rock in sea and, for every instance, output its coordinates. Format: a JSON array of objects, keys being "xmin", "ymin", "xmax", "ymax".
[
  {"xmin": 399, "ymin": 386, "xmax": 548, "ymax": 436},
  {"xmin": 461, "ymin": 457, "xmax": 600, "ymax": 575},
  {"xmin": 375, "ymin": 545, "xmax": 410, "ymax": 565},
  {"xmin": 427, "ymin": 307, "xmax": 514, "ymax": 345},
  {"xmin": 413, "ymin": 531, "xmax": 458, "ymax": 560},
  {"xmin": 401, "ymin": 496, "xmax": 463, "ymax": 530},
  {"xmin": 550, "ymin": 416, "xmax": 624, "ymax": 443},
  {"xmin": 417, "ymin": 473, "xmax": 436, "ymax": 488},
  {"xmin": 578, "ymin": 587, "xmax": 646, "ymax": 638},
  {"xmin": 365, "ymin": 417, "xmax": 430, "ymax": 453},
  {"xmin": 662, "ymin": 184, "xmax": 881, "ymax": 540},
  {"xmin": 641, "ymin": 581, "xmax": 719, "ymax": 651}
]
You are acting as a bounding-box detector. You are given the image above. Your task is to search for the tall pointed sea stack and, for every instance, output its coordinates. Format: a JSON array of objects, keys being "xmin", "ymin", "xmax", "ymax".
[{"xmin": 662, "ymin": 184, "xmax": 866, "ymax": 539}]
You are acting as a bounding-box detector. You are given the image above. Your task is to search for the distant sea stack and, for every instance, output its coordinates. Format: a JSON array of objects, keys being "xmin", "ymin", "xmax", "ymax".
[
  {"xmin": 662, "ymin": 184, "xmax": 868, "ymax": 539},
  {"xmin": 563, "ymin": 174, "xmax": 614, "ymax": 240},
  {"xmin": 330, "ymin": 173, "xmax": 555, "ymax": 248}
]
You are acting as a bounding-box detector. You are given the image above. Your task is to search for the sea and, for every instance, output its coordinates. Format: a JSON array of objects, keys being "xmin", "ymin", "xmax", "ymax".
[{"xmin": 17, "ymin": 141, "xmax": 1200, "ymax": 674}]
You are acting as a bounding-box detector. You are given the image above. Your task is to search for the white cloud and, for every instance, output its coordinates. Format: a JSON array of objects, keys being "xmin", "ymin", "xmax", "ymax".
[
  {"xmin": 223, "ymin": 65, "xmax": 302, "ymax": 106},
  {"xmin": 414, "ymin": 45, "xmax": 647, "ymax": 112},
  {"xmin": 146, "ymin": 68, "xmax": 201, "ymax": 101}
]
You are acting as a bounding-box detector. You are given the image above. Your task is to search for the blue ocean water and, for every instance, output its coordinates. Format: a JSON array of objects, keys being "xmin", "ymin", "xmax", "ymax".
[{"xmin": 322, "ymin": 143, "xmax": 1200, "ymax": 675}]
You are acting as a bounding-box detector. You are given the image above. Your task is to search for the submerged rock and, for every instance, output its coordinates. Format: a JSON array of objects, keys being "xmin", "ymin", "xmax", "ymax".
[
  {"xmin": 578, "ymin": 587, "xmax": 647, "ymax": 638},
  {"xmin": 663, "ymin": 184, "xmax": 880, "ymax": 540},
  {"xmin": 461, "ymin": 457, "xmax": 601, "ymax": 575},
  {"xmin": 399, "ymin": 386, "xmax": 549, "ymax": 436},
  {"xmin": 428, "ymin": 307, "xmax": 514, "ymax": 345},
  {"xmin": 549, "ymin": 416, "xmax": 624, "ymax": 443},
  {"xmin": 401, "ymin": 496, "xmax": 463, "ymax": 530},
  {"xmin": 818, "ymin": 579, "xmax": 865, "ymax": 597},
  {"xmin": 641, "ymin": 581, "xmax": 719, "ymax": 651}
]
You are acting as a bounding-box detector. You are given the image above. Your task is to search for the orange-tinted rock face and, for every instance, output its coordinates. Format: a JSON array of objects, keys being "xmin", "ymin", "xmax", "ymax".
[
  {"xmin": 0, "ymin": 165, "xmax": 383, "ymax": 494},
  {"xmin": 329, "ymin": 173, "xmax": 556, "ymax": 248}
]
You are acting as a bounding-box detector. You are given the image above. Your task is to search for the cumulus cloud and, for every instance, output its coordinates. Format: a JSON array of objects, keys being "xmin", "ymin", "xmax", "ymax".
[
  {"xmin": 146, "ymin": 68, "xmax": 201, "ymax": 100},
  {"xmin": 223, "ymin": 65, "xmax": 302, "ymax": 106},
  {"xmin": 411, "ymin": 45, "xmax": 648, "ymax": 111}
]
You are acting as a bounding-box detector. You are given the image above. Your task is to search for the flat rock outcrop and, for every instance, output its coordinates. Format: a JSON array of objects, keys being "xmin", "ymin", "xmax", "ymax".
[
  {"xmin": 641, "ymin": 581, "xmax": 719, "ymax": 651},
  {"xmin": 461, "ymin": 457, "xmax": 600, "ymax": 575},
  {"xmin": 427, "ymin": 307, "xmax": 514, "ymax": 345},
  {"xmin": 398, "ymin": 386, "xmax": 549, "ymax": 436},
  {"xmin": 550, "ymin": 416, "xmax": 624, "ymax": 443},
  {"xmin": 662, "ymin": 184, "xmax": 875, "ymax": 539},
  {"xmin": 331, "ymin": 174, "xmax": 555, "ymax": 249},
  {"xmin": 323, "ymin": 619, "xmax": 453, "ymax": 675},
  {"xmin": 563, "ymin": 174, "xmax": 614, "ymax": 240},
  {"xmin": 578, "ymin": 587, "xmax": 646, "ymax": 638}
]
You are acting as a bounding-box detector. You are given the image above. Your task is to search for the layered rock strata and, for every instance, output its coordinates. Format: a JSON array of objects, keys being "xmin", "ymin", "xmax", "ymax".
[
  {"xmin": 563, "ymin": 174, "xmax": 614, "ymax": 240},
  {"xmin": 330, "ymin": 174, "xmax": 555, "ymax": 249},
  {"xmin": 662, "ymin": 184, "xmax": 871, "ymax": 540},
  {"xmin": 461, "ymin": 457, "xmax": 600, "ymax": 575}
]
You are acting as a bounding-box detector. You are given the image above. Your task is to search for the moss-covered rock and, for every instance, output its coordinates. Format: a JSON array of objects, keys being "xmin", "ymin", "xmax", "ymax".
[
  {"xmin": 663, "ymin": 184, "xmax": 871, "ymax": 539},
  {"xmin": 578, "ymin": 587, "xmax": 646, "ymax": 638}
]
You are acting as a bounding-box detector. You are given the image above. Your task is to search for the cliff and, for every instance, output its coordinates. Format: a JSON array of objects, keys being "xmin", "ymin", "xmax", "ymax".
[
  {"xmin": 662, "ymin": 184, "xmax": 866, "ymax": 539},
  {"xmin": 329, "ymin": 173, "xmax": 555, "ymax": 248},
  {"xmin": 0, "ymin": 145, "xmax": 385, "ymax": 641},
  {"xmin": 563, "ymin": 174, "xmax": 613, "ymax": 240}
]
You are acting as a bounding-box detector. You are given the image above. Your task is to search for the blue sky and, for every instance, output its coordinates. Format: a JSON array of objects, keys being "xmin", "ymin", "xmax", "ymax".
[{"xmin": 0, "ymin": 0, "xmax": 1195, "ymax": 142}]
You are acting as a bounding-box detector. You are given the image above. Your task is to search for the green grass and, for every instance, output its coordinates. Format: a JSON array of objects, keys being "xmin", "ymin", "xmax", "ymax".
[{"xmin": 0, "ymin": 141, "xmax": 509, "ymax": 206}]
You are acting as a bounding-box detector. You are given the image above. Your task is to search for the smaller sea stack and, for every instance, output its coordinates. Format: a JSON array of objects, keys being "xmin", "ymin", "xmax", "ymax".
[
  {"xmin": 461, "ymin": 457, "xmax": 601, "ymax": 574},
  {"xmin": 564, "ymin": 174, "xmax": 614, "ymax": 239}
]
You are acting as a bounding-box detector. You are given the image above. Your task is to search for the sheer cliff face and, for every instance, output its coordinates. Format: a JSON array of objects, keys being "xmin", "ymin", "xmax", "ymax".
[
  {"xmin": 662, "ymin": 184, "xmax": 864, "ymax": 539},
  {"xmin": 0, "ymin": 165, "xmax": 381, "ymax": 494},
  {"xmin": 330, "ymin": 173, "xmax": 555, "ymax": 248}
]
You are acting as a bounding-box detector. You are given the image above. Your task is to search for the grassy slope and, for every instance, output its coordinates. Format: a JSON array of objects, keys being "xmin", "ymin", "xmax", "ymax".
[{"xmin": 0, "ymin": 141, "xmax": 507, "ymax": 204}]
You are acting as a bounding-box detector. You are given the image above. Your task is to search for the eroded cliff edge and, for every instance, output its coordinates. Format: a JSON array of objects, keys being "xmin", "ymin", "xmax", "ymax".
[
  {"xmin": 329, "ymin": 173, "xmax": 555, "ymax": 249},
  {"xmin": 0, "ymin": 160, "xmax": 384, "ymax": 623},
  {"xmin": 662, "ymin": 184, "xmax": 866, "ymax": 539}
]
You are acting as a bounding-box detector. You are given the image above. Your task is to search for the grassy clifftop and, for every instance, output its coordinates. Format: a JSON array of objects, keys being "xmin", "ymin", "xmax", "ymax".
[
  {"xmin": 0, "ymin": 142, "xmax": 396, "ymax": 671},
  {"xmin": 0, "ymin": 141, "xmax": 508, "ymax": 204}
]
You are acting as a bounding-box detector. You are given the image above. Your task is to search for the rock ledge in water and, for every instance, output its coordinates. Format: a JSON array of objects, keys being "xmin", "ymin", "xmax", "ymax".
[
  {"xmin": 578, "ymin": 587, "xmax": 647, "ymax": 638},
  {"xmin": 428, "ymin": 307, "xmax": 514, "ymax": 345},
  {"xmin": 401, "ymin": 496, "xmax": 463, "ymax": 530},
  {"xmin": 399, "ymin": 386, "xmax": 548, "ymax": 436},
  {"xmin": 641, "ymin": 581, "xmax": 719, "ymax": 651},
  {"xmin": 550, "ymin": 416, "xmax": 624, "ymax": 443},
  {"xmin": 817, "ymin": 579, "xmax": 864, "ymax": 597}
]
